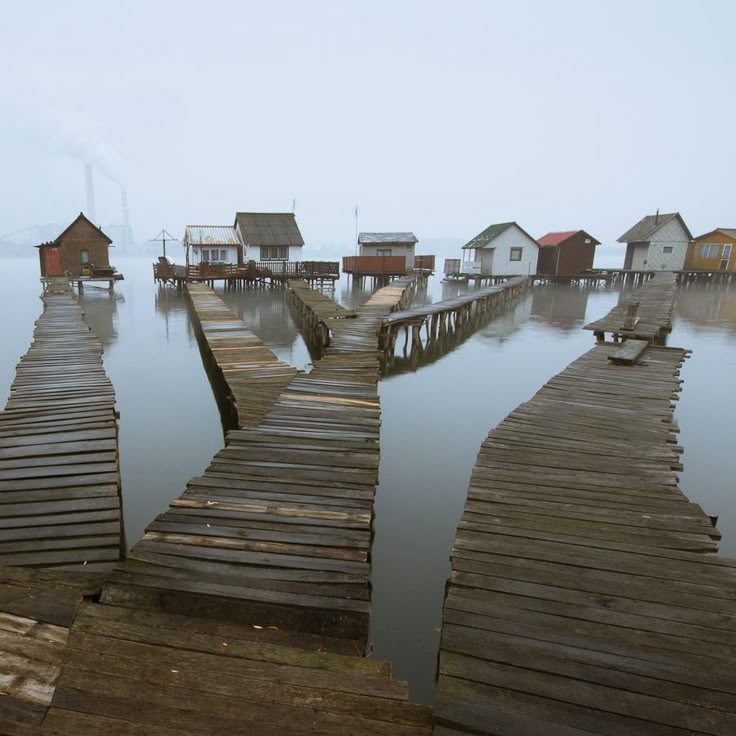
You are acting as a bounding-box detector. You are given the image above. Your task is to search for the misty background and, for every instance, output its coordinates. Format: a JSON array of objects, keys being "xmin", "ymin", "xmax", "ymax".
[{"xmin": 1, "ymin": 0, "xmax": 733, "ymax": 266}]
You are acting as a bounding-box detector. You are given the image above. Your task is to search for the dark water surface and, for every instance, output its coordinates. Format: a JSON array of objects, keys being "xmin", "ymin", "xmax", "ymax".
[{"xmin": 0, "ymin": 257, "xmax": 733, "ymax": 703}]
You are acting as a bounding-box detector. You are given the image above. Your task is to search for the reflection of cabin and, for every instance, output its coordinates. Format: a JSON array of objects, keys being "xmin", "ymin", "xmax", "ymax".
[
  {"xmin": 618, "ymin": 212, "xmax": 692, "ymax": 271},
  {"xmin": 460, "ymin": 222, "xmax": 539, "ymax": 276},
  {"xmin": 234, "ymin": 212, "xmax": 304, "ymax": 262},
  {"xmin": 36, "ymin": 212, "xmax": 119, "ymax": 279},
  {"xmin": 183, "ymin": 225, "xmax": 242, "ymax": 266},
  {"xmin": 537, "ymin": 230, "xmax": 600, "ymax": 276},
  {"xmin": 685, "ymin": 228, "xmax": 736, "ymax": 272}
]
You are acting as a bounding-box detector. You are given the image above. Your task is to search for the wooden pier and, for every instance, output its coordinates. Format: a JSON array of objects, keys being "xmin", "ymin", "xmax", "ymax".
[
  {"xmin": 286, "ymin": 279, "xmax": 356, "ymax": 352},
  {"xmin": 99, "ymin": 278, "xmax": 416, "ymax": 645},
  {"xmin": 434, "ymin": 280, "xmax": 736, "ymax": 734},
  {"xmin": 0, "ymin": 292, "xmax": 122, "ymax": 572},
  {"xmin": 186, "ymin": 283, "xmax": 299, "ymax": 429},
  {"xmin": 380, "ymin": 278, "xmax": 528, "ymax": 362},
  {"xmin": 584, "ymin": 271, "xmax": 677, "ymax": 344}
]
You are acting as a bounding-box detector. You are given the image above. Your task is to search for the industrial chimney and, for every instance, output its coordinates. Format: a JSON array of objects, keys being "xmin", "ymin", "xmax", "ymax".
[{"xmin": 85, "ymin": 163, "xmax": 97, "ymax": 223}]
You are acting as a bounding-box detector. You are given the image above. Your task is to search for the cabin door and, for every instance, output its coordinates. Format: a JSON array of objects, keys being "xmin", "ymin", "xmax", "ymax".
[
  {"xmin": 480, "ymin": 248, "xmax": 494, "ymax": 274},
  {"xmin": 720, "ymin": 244, "xmax": 732, "ymax": 271},
  {"xmin": 43, "ymin": 246, "xmax": 64, "ymax": 276}
]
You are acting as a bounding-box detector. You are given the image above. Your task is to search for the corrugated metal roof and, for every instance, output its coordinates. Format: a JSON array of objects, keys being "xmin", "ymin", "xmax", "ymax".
[
  {"xmin": 537, "ymin": 231, "xmax": 579, "ymax": 246},
  {"xmin": 184, "ymin": 225, "xmax": 240, "ymax": 246},
  {"xmin": 617, "ymin": 213, "xmax": 692, "ymax": 243},
  {"xmin": 234, "ymin": 212, "xmax": 304, "ymax": 246},
  {"xmin": 462, "ymin": 222, "xmax": 538, "ymax": 249},
  {"xmin": 358, "ymin": 232, "xmax": 418, "ymax": 244}
]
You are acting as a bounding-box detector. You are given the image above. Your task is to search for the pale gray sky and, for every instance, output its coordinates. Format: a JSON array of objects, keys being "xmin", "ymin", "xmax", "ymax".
[{"xmin": 1, "ymin": 0, "xmax": 734, "ymax": 259}]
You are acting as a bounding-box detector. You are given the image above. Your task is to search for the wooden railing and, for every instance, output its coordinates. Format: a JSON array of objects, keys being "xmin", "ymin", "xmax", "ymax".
[
  {"xmin": 343, "ymin": 256, "xmax": 408, "ymax": 275},
  {"xmin": 154, "ymin": 261, "xmax": 339, "ymax": 281}
]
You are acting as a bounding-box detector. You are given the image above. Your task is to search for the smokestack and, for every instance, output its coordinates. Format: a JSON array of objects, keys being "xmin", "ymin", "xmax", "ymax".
[
  {"xmin": 121, "ymin": 189, "xmax": 133, "ymax": 251},
  {"xmin": 655, "ymin": 208, "xmax": 659, "ymax": 225},
  {"xmin": 85, "ymin": 163, "xmax": 97, "ymax": 223}
]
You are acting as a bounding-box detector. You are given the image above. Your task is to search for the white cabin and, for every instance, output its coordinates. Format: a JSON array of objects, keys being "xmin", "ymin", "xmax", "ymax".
[
  {"xmin": 461, "ymin": 222, "xmax": 539, "ymax": 276},
  {"xmin": 358, "ymin": 232, "xmax": 417, "ymax": 269},
  {"xmin": 234, "ymin": 212, "xmax": 304, "ymax": 262},
  {"xmin": 618, "ymin": 212, "xmax": 692, "ymax": 271},
  {"xmin": 183, "ymin": 226, "xmax": 241, "ymax": 265}
]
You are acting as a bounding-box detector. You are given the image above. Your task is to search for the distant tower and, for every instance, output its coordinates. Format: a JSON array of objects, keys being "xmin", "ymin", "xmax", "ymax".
[
  {"xmin": 84, "ymin": 163, "xmax": 97, "ymax": 223},
  {"xmin": 120, "ymin": 189, "xmax": 135, "ymax": 252}
]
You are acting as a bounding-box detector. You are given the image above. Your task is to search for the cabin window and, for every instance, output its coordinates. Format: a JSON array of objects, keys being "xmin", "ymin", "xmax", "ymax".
[
  {"xmin": 509, "ymin": 247, "xmax": 523, "ymax": 261},
  {"xmin": 80, "ymin": 249, "xmax": 89, "ymax": 264},
  {"xmin": 377, "ymin": 248, "xmax": 392, "ymax": 256},
  {"xmin": 261, "ymin": 246, "xmax": 288, "ymax": 260},
  {"xmin": 699, "ymin": 243, "xmax": 720, "ymax": 259},
  {"xmin": 662, "ymin": 246, "xmax": 673, "ymax": 253}
]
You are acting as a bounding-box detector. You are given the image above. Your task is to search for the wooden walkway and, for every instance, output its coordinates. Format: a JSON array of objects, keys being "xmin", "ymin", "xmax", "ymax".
[
  {"xmin": 584, "ymin": 271, "xmax": 677, "ymax": 344},
  {"xmin": 186, "ymin": 283, "xmax": 299, "ymax": 429},
  {"xmin": 0, "ymin": 568, "xmax": 431, "ymax": 736},
  {"xmin": 434, "ymin": 297, "xmax": 736, "ymax": 732},
  {"xmin": 286, "ymin": 279, "xmax": 356, "ymax": 350},
  {"xmin": 0, "ymin": 294, "xmax": 122, "ymax": 571},
  {"xmin": 380, "ymin": 278, "xmax": 528, "ymax": 359},
  {"xmin": 101, "ymin": 278, "xmax": 415, "ymax": 644}
]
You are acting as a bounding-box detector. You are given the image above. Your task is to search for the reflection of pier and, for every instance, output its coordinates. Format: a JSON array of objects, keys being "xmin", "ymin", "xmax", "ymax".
[
  {"xmin": 379, "ymin": 278, "xmax": 528, "ymax": 363},
  {"xmin": 434, "ymin": 277, "xmax": 736, "ymax": 735}
]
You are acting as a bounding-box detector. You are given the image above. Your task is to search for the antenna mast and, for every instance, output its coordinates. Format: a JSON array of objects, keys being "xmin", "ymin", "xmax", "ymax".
[
  {"xmin": 354, "ymin": 205, "xmax": 359, "ymax": 256},
  {"xmin": 150, "ymin": 229, "xmax": 178, "ymax": 259}
]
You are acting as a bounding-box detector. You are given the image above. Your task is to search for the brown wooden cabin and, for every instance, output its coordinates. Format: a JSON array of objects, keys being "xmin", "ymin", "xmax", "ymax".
[
  {"xmin": 685, "ymin": 228, "xmax": 736, "ymax": 272},
  {"xmin": 536, "ymin": 230, "xmax": 600, "ymax": 276},
  {"xmin": 37, "ymin": 212, "xmax": 115, "ymax": 278}
]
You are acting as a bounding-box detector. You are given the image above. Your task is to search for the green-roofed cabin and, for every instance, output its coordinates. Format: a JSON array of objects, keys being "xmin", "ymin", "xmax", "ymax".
[{"xmin": 460, "ymin": 222, "xmax": 539, "ymax": 276}]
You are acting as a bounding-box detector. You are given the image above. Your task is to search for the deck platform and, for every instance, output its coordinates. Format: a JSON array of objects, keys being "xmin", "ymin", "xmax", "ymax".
[
  {"xmin": 434, "ymin": 291, "xmax": 736, "ymax": 733},
  {"xmin": 584, "ymin": 271, "xmax": 678, "ymax": 343},
  {"xmin": 0, "ymin": 294, "xmax": 122, "ymax": 572},
  {"xmin": 186, "ymin": 283, "xmax": 299, "ymax": 429},
  {"xmin": 100, "ymin": 278, "xmax": 415, "ymax": 645}
]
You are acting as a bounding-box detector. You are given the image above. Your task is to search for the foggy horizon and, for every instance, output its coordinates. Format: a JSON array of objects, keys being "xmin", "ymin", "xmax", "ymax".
[{"xmin": 2, "ymin": 1, "xmax": 734, "ymax": 259}]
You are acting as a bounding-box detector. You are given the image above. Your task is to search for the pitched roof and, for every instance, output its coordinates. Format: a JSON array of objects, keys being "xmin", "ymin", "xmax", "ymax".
[
  {"xmin": 617, "ymin": 212, "xmax": 692, "ymax": 243},
  {"xmin": 184, "ymin": 225, "xmax": 240, "ymax": 246},
  {"xmin": 234, "ymin": 212, "xmax": 304, "ymax": 246},
  {"xmin": 44, "ymin": 212, "xmax": 112, "ymax": 246},
  {"xmin": 693, "ymin": 227, "xmax": 736, "ymax": 241},
  {"xmin": 537, "ymin": 230, "xmax": 601, "ymax": 247},
  {"xmin": 359, "ymin": 232, "xmax": 417, "ymax": 244},
  {"xmin": 462, "ymin": 222, "xmax": 537, "ymax": 249}
]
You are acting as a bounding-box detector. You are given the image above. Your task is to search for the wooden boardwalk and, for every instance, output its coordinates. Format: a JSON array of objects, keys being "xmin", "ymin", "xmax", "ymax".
[
  {"xmin": 434, "ymin": 289, "xmax": 736, "ymax": 732},
  {"xmin": 584, "ymin": 271, "xmax": 677, "ymax": 344},
  {"xmin": 286, "ymin": 278, "xmax": 356, "ymax": 350},
  {"xmin": 101, "ymin": 278, "xmax": 415, "ymax": 644},
  {"xmin": 186, "ymin": 283, "xmax": 299, "ymax": 429},
  {"xmin": 0, "ymin": 294, "xmax": 122, "ymax": 571},
  {"xmin": 380, "ymin": 278, "xmax": 528, "ymax": 360},
  {"xmin": 0, "ymin": 568, "xmax": 431, "ymax": 736}
]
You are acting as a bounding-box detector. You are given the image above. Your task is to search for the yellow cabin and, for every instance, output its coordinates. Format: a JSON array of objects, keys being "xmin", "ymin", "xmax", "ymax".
[{"xmin": 685, "ymin": 228, "xmax": 736, "ymax": 271}]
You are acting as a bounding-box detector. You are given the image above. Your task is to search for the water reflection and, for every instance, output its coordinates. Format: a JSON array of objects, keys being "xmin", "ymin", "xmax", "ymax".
[
  {"xmin": 530, "ymin": 284, "xmax": 592, "ymax": 331},
  {"xmin": 676, "ymin": 287, "xmax": 736, "ymax": 332},
  {"xmin": 78, "ymin": 289, "xmax": 123, "ymax": 347},
  {"xmin": 154, "ymin": 286, "xmax": 195, "ymax": 344}
]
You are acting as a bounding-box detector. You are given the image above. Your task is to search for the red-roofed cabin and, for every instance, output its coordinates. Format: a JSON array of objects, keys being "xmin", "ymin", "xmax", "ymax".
[{"xmin": 536, "ymin": 230, "xmax": 600, "ymax": 276}]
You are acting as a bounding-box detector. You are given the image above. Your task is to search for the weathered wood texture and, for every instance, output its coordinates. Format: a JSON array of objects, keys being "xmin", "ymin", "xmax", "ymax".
[
  {"xmin": 434, "ymin": 342, "xmax": 736, "ymax": 735},
  {"xmin": 101, "ymin": 278, "xmax": 415, "ymax": 645},
  {"xmin": 380, "ymin": 278, "xmax": 528, "ymax": 361},
  {"xmin": 185, "ymin": 283, "xmax": 299, "ymax": 429},
  {"xmin": 24, "ymin": 600, "xmax": 431, "ymax": 735},
  {"xmin": 0, "ymin": 568, "xmax": 85, "ymax": 735},
  {"xmin": 584, "ymin": 271, "xmax": 677, "ymax": 343},
  {"xmin": 0, "ymin": 295, "xmax": 122, "ymax": 571},
  {"xmin": 287, "ymin": 279, "xmax": 356, "ymax": 350}
]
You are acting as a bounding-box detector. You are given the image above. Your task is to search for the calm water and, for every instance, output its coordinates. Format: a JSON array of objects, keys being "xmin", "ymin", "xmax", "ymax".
[{"xmin": 0, "ymin": 257, "xmax": 734, "ymax": 703}]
